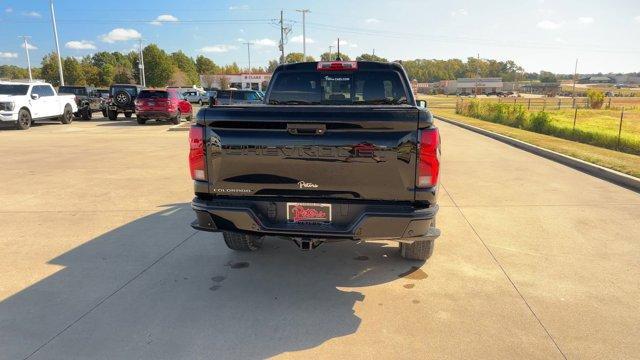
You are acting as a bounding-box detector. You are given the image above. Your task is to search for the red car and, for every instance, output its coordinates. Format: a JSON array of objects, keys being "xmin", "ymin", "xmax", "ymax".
[{"xmin": 134, "ymin": 89, "xmax": 192, "ymax": 125}]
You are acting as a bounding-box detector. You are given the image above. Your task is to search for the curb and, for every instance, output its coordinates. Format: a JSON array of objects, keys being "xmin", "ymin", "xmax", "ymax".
[{"xmin": 434, "ymin": 115, "xmax": 640, "ymax": 193}]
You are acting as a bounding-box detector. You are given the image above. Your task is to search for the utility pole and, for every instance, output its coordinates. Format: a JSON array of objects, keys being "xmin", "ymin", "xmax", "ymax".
[
  {"xmin": 19, "ymin": 36, "xmax": 33, "ymax": 81},
  {"xmin": 243, "ymin": 42, "xmax": 253, "ymax": 73},
  {"xmin": 572, "ymin": 58, "xmax": 578, "ymax": 99},
  {"xmin": 279, "ymin": 10, "xmax": 285, "ymax": 64},
  {"xmin": 296, "ymin": 9, "xmax": 310, "ymax": 60},
  {"xmin": 49, "ymin": 0, "xmax": 64, "ymax": 85},
  {"xmin": 138, "ymin": 39, "xmax": 146, "ymax": 87},
  {"xmin": 337, "ymin": 38, "xmax": 341, "ymax": 60},
  {"xmin": 475, "ymin": 53, "xmax": 480, "ymax": 96},
  {"xmin": 372, "ymin": 48, "xmax": 375, "ymax": 56}
]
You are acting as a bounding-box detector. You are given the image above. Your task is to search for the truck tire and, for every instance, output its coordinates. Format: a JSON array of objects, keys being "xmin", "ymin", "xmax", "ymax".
[
  {"xmin": 124, "ymin": 112, "xmax": 132, "ymax": 118},
  {"xmin": 171, "ymin": 111, "xmax": 181, "ymax": 125},
  {"xmin": 108, "ymin": 109, "xmax": 118, "ymax": 121},
  {"xmin": 223, "ymin": 232, "xmax": 263, "ymax": 251},
  {"xmin": 81, "ymin": 107, "xmax": 92, "ymax": 120},
  {"xmin": 102, "ymin": 109, "xmax": 107, "ymax": 118},
  {"xmin": 16, "ymin": 109, "xmax": 32, "ymax": 130},
  {"xmin": 60, "ymin": 105, "xmax": 73, "ymax": 124},
  {"xmin": 399, "ymin": 218, "xmax": 436, "ymax": 261},
  {"xmin": 137, "ymin": 117, "xmax": 147, "ymax": 125}
]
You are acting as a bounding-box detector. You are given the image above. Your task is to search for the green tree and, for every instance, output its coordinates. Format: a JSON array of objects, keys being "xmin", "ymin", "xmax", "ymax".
[
  {"xmin": 539, "ymin": 70, "xmax": 558, "ymax": 83},
  {"xmin": 142, "ymin": 44, "xmax": 174, "ymax": 87},
  {"xmin": 195, "ymin": 55, "xmax": 219, "ymax": 75},
  {"xmin": 41, "ymin": 53, "xmax": 62, "ymax": 86},
  {"xmin": 63, "ymin": 57, "xmax": 85, "ymax": 85},
  {"xmin": 320, "ymin": 52, "xmax": 351, "ymax": 61},
  {"xmin": 80, "ymin": 57, "xmax": 100, "ymax": 86},
  {"xmin": 356, "ymin": 53, "xmax": 388, "ymax": 62},
  {"xmin": 266, "ymin": 59, "xmax": 279, "ymax": 73},
  {"xmin": 586, "ymin": 89, "xmax": 605, "ymax": 109},
  {"xmin": 171, "ymin": 51, "xmax": 199, "ymax": 85},
  {"xmin": 0, "ymin": 65, "xmax": 29, "ymax": 79}
]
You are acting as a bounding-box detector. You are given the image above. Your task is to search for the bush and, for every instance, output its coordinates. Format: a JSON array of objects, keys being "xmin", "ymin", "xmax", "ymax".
[
  {"xmin": 528, "ymin": 112, "xmax": 551, "ymax": 132},
  {"xmin": 586, "ymin": 89, "xmax": 605, "ymax": 109}
]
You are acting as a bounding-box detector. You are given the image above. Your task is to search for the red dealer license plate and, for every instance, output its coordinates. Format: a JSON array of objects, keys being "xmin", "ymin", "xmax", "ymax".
[{"xmin": 287, "ymin": 203, "xmax": 332, "ymax": 223}]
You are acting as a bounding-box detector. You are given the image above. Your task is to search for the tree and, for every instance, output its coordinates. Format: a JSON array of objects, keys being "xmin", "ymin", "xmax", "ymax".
[
  {"xmin": 285, "ymin": 52, "xmax": 305, "ymax": 64},
  {"xmin": 80, "ymin": 57, "xmax": 100, "ymax": 86},
  {"xmin": 320, "ymin": 52, "xmax": 351, "ymax": 61},
  {"xmin": 219, "ymin": 76, "xmax": 230, "ymax": 90},
  {"xmin": 356, "ymin": 53, "xmax": 388, "ymax": 62},
  {"xmin": 171, "ymin": 51, "xmax": 199, "ymax": 85},
  {"xmin": 195, "ymin": 55, "xmax": 219, "ymax": 75},
  {"xmin": 142, "ymin": 44, "xmax": 174, "ymax": 87},
  {"xmin": 266, "ymin": 59, "xmax": 279, "ymax": 73},
  {"xmin": 41, "ymin": 53, "xmax": 62, "ymax": 86},
  {"xmin": 63, "ymin": 57, "xmax": 84, "ymax": 85},
  {"xmin": 586, "ymin": 89, "xmax": 605, "ymax": 109},
  {"xmin": 539, "ymin": 70, "xmax": 558, "ymax": 83},
  {"xmin": 168, "ymin": 69, "xmax": 189, "ymax": 87},
  {"xmin": 0, "ymin": 65, "xmax": 29, "ymax": 80}
]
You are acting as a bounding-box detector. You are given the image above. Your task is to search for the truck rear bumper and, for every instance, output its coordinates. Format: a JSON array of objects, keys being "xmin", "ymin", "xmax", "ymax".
[{"xmin": 191, "ymin": 197, "xmax": 440, "ymax": 243}]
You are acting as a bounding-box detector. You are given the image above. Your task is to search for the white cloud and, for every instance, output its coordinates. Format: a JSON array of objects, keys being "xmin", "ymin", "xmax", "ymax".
[
  {"xmin": 635, "ymin": 15, "xmax": 640, "ymax": 23},
  {"xmin": 349, "ymin": 43, "xmax": 358, "ymax": 48},
  {"xmin": 65, "ymin": 40, "xmax": 97, "ymax": 50},
  {"xmin": 199, "ymin": 45, "xmax": 237, "ymax": 53},
  {"xmin": 5, "ymin": 7, "xmax": 13, "ymax": 13},
  {"xmin": 554, "ymin": 37, "xmax": 566, "ymax": 43},
  {"xmin": 578, "ymin": 17, "xmax": 594, "ymax": 24},
  {"xmin": 451, "ymin": 8, "xmax": 468, "ymax": 17},
  {"xmin": 290, "ymin": 35, "xmax": 315, "ymax": 44},
  {"xmin": 100, "ymin": 28, "xmax": 142, "ymax": 43},
  {"xmin": 22, "ymin": 11, "xmax": 41, "ymax": 18},
  {"xmin": 150, "ymin": 14, "xmax": 178, "ymax": 26},
  {"xmin": 0, "ymin": 52, "xmax": 18, "ymax": 58},
  {"xmin": 253, "ymin": 38, "xmax": 277, "ymax": 47},
  {"xmin": 537, "ymin": 20, "xmax": 562, "ymax": 30},
  {"xmin": 365, "ymin": 18, "xmax": 380, "ymax": 24},
  {"xmin": 229, "ymin": 5, "xmax": 249, "ymax": 10},
  {"xmin": 21, "ymin": 42, "xmax": 38, "ymax": 50},
  {"xmin": 237, "ymin": 38, "xmax": 246, "ymax": 42}
]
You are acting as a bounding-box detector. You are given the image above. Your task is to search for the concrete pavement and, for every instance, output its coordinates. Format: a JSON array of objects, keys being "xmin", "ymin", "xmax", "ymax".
[{"xmin": 0, "ymin": 117, "xmax": 638, "ymax": 359}]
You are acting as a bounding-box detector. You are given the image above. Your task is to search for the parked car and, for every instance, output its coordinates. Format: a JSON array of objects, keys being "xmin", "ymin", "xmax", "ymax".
[
  {"xmin": 189, "ymin": 61, "xmax": 441, "ymax": 261},
  {"xmin": 0, "ymin": 81, "xmax": 78, "ymax": 130},
  {"xmin": 106, "ymin": 84, "xmax": 143, "ymax": 120},
  {"xmin": 95, "ymin": 89, "xmax": 110, "ymax": 117},
  {"xmin": 182, "ymin": 90, "xmax": 209, "ymax": 105},
  {"xmin": 212, "ymin": 89, "xmax": 263, "ymax": 105},
  {"xmin": 57, "ymin": 85, "xmax": 102, "ymax": 120},
  {"xmin": 134, "ymin": 88, "xmax": 192, "ymax": 125}
]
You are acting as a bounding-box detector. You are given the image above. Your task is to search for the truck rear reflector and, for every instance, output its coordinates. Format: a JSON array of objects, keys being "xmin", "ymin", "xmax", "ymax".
[
  {"xmin": 417, "ymin": 128, "xmax": 440, "ymax": 188},
  {"xmin": 317, "ymin": 61, "xmax": 358, "ymax": 71},
  {"xmin": 189, "ymin": 126, "xmax": 206, "ymax": 181}
]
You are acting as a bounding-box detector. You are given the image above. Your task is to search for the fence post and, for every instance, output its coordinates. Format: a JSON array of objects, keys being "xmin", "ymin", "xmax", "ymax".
[
  {"xmin": 572, "ymin": 98, "xmax": 576, "ymax": 108},
  {"xmin": 572, "ymin": 108, "xmax": 578, "ymax": 132},
  {"xmin": 617, "ymin": 107, "xmax": 624, "ymax": 150},
  {"xmin": 608, "ymin": 97, "xmax": 612, "ymax": 109},
  {"xmin": 558, "ymin": 98, "xmax": 561, "ymax": 110},
  {"xmin": 542, "ymin": 99, "xmax": 546, "ymax": 111},
  {"xmin": 514, "ymin": 98, "xmax": 517, "ymax": 105},
  {"xmin": 528, "ymin": 98, "xmax": 531, "ymax": 110}
]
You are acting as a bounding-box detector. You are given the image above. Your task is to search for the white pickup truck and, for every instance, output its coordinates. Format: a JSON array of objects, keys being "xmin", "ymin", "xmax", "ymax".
[{"xmin": 0, "ymin": 81, "xmax": 77, "ymax": 130}]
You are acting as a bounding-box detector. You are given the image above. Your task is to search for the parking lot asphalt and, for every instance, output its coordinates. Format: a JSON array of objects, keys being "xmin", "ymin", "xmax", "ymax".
[{"xmin": 0, "ymin": 115, "xmax": 639, "ymax": 359}]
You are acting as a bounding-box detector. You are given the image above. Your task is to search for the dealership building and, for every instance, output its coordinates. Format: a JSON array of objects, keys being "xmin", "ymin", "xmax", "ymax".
[{"xmin": 200, "ymin": 73, "xmax": 272, "ymax": 91}]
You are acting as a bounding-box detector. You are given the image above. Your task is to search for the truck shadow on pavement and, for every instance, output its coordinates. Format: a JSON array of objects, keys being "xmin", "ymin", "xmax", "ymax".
[{"xmin": 0, "ymin": 203, "xmax": 423, "ymax": 359}]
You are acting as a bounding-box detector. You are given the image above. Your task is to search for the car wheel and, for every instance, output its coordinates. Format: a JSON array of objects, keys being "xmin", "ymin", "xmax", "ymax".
[
  {"xmin": 107, "ymin": 109, "xmax": 118, "ymax": 121},
  {"xmin": 60, "ymin": 105, "xmax": 73, "ymax": 124},
  {"xmin": 171, "ymin": 111, "xmax": 181, "ymax": 125},
  {"xmin": 102, "ymin": 110, "xmax": 107, "ymax": 118},
  {"xmin": 124, "ymin": 112, "xmax": 132, "ymax": 118},
  {"xmin": 399, "ymin": 218, "xmax": 436, "ymax": 261},
  {"xmin": 222, "ymin": 232, "xmax": 263, "ymax": 251},
  {"xmin": 16, "ymin": 109, "xmax": 32, "ymax": 130},
  {"xmin": 198, "ymin": 99, "xmax": 203, "ymax": 106},
  {"xmin": 137, "ymin": 117, "xmax": 147, "ymax": 125},
  {"xmin": 81, "ymin": 107, "xmax": 91, "ymax": 120}
]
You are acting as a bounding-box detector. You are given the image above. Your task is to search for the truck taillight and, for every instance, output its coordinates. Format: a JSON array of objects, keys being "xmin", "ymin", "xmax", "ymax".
[
  {"xmin": 317, "ymin": 61, "xmax": 358, "ymax": 71},
  {"xmin": 189, "ymin": 126, "xmax": 206, "ymax": 181},
  {"xmin": 417, "ymin": 128, "xmax": 440, "ymax": 188}
]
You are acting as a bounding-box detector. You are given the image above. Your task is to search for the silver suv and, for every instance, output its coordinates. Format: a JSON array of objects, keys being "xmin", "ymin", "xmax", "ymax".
[{"xmin": 182, "ymin": 90, "xmax": 209, "ymax": 105}]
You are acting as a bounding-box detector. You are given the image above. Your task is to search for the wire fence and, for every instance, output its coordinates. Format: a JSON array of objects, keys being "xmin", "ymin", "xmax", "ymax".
[{"xmin": 425, "ymin": 95, "xmax": 640, "ymax": 111}]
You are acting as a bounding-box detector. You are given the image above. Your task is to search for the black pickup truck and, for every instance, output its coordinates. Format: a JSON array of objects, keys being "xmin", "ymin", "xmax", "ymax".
[
  {"xmin": 58, "ymin": 86, "xmax": 103, "ymax": 120},
  {"xmin": 189, "ymin": 61, "xmax": 441, "ymax": 261}
]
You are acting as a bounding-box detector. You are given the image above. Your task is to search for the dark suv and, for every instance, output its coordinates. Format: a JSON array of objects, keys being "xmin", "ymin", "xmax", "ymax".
[
  {"xmin": 107, "ymin": 84, "xmax": 143, "ymax": 120},
  {"xmin": 57, "ymin": 86, "xmax": 103, "ymax": 120}
]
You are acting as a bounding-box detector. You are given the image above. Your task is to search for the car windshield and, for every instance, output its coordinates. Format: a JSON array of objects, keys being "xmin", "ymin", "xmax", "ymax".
[
  {"xmin": 138, "ymin": 91, "xmax": 168, "ymax": 99},
  {"xmin": 268, "ymin": 70, "xmax": 409, "ymax": 105},
  {"xmin": 58, "ymin": 87, "xmax": 87, "ymax": 95},
  {"xmin": 0, "ymin": 84, "xmax": 30, "ymax": 96}
]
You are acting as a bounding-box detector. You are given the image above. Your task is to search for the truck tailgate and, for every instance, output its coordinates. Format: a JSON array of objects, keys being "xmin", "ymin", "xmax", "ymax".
[{"xmin": 200, "ymin": 105, "xmax": 420, "ymax": 201}]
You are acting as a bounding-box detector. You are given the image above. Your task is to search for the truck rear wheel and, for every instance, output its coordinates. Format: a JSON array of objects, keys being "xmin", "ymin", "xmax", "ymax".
[
  {"xmin": 137, "ymin": 117, "xmax": 147, "ymax": 125},
  {"xmin": 171, "ymin": 111, "xmax": 181, "ymax": 125},
  {"xmin": 107, "ymin": 109, "xmax": 118, "ymax": 120},
  {"xmin": 399, "ymin": 218, "xmax": 436, "ymax": 261},
  {"xmin": 81, "ymin": 107, "xmax": 92, "ymax": 120},
  {"xmin": 222, "ymin": 232, "xmax": 263, "ymax": 251},
  {"xmin": 60, "ymin": 105, "xmax": 73, "ymax": 124}
]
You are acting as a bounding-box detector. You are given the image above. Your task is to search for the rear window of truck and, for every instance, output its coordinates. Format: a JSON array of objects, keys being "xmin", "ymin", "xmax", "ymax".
[
  {"xmin": 58, "ymin": 87, "xmax": 87, "ymax": 96},
  {"xmin": 268, "ymin": 70, "xmax": 409, "ymax": 105}
]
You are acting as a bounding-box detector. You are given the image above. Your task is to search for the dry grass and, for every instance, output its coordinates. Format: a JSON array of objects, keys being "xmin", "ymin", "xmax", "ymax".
[{"xmin": 432, "ymin": 108, "xmax": 640, "ymax": 179}]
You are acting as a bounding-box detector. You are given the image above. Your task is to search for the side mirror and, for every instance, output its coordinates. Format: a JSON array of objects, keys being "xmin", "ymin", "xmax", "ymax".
[
  {"xmin": 31, "ymin": 94, "xmax": 39, "ymax": 100},
  {"xmin": 417, "ymin": 99, "xmax": 427, "ymax": 108}
]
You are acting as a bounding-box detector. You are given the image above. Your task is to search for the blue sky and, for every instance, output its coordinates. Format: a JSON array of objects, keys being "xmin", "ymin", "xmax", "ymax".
[{"xmin": 0, "ymin": 0, "xmax": 639, "ymax": 73}]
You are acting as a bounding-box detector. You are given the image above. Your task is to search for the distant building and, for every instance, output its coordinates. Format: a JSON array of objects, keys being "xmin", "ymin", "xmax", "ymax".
[
  {"xmin": 200, "ymin": 73, "xmax": 272, "ymax": 91},
  {"xmin": 578, "ymin": 76, "xmax": 614, "ymax": 84},
  {"xmin": 521, "ymin": 82, "xmax": 561, "ymax": 96}
]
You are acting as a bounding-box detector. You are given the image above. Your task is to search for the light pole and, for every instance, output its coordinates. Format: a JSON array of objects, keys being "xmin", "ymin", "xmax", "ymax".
[
  {"xmin": 328, "ymin": 45, "xmax": 333, "ymax": 60},
  {"xmin": 138, "ymin": 39, "xmax": 146, "ymax": 87},
  {"xmin": 296, "ymin": 9, "xmax": 310, "ymax": 60},
  {"xmin": 572, "ymin": 58, "xmax": 578, "ymax": 99},
  {"xmin": 243, "ymin": 42, "xmax": 253, "ymax": 73},
  {"xmin": 19, "ymin": 36, "xmax": 33, "ymax": 81},
  {"xmin": 49, "ymin": 0, "xmax": 64, "ymax": 85}
]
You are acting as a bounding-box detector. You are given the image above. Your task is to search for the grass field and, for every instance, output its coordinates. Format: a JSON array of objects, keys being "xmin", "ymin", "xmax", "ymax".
[
  {"xmin": 419, "ymin": 94, "xmax": 640, "ymax": 110},
  {"xmin": 433, "ymin": 108, "xmax": 640, "ymax": 179}
]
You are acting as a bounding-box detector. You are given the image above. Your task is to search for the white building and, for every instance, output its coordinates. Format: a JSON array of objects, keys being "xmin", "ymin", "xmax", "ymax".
[{"xmin": 200, "ymin": 73, "xmax": 272, "ymax": 91}]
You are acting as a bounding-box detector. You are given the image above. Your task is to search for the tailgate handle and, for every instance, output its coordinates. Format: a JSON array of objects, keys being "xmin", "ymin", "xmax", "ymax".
[{"xmin": 287, "ymin": 124, "xmax": 326, "ymax": 136}]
